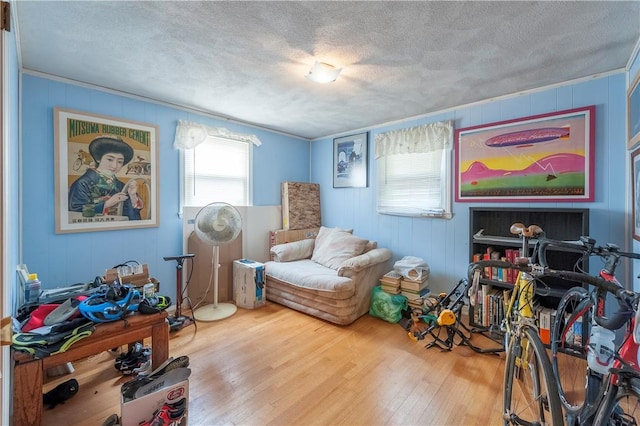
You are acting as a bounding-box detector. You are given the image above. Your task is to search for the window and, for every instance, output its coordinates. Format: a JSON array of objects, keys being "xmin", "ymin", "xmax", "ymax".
[
  {"xmin": 182, "ymin": 137, "xmax": 252, "ymax": 207},
  {"xmin": 175, "ymin": 120, "xmax": 260, "ymax": 210},
  {"xmin": 375, "ymin": 121, "xmax": 453, "ymax": 218}
]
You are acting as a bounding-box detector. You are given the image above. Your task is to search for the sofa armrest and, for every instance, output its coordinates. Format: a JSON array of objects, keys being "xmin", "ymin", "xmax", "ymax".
[
  {"xmin": 270, "ymin": 238, "xmax": 315, "ymax": 262},
  {"xmin": 338, "ymin": 248, "xmax": 392, "ymax": 276}
]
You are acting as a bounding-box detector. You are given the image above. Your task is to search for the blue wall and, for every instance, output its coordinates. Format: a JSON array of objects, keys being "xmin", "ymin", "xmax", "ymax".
[
  {"xmin": 311, "ymin": 73, "xmax": 630, "ymax": 294},
  {"xmin": 20, "ymin": 74, "xmax": 309, "ymax": 303},
  {"xmin": 16, "ymin": 47, "xmax": 640, "ymax": 301}
]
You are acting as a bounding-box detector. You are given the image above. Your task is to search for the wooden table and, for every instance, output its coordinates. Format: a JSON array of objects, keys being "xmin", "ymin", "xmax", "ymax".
[{"xmin": 12, "ymin": 312, "xmax": 169, "ymax": 426}]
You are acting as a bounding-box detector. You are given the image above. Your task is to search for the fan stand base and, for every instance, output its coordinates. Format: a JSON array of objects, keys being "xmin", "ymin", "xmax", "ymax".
[{"xmin": 193, "ymin": 303, "xmax": 237, "ymax": 322}]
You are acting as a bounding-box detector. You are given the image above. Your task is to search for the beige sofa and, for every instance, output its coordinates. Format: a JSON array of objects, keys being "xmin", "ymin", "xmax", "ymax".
[{"xmin": 265, "ymin": 226, "xmax": 392, "ymax": 325}]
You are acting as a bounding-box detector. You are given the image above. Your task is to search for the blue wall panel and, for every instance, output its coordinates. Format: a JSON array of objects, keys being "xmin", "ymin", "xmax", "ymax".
[
  {"xmin": 311, "ymin": 72, "xmax": 629, "ymax": 294},
  {"xmin": 20, "ymin": 75, "xmax": 308, "ymax": 303}
]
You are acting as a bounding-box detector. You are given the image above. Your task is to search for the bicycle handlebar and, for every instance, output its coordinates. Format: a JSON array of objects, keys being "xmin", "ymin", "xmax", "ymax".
[
  {"xmin": 468, "ymin": 260, "xmax": 637, "ymax": 331},
  {"xmin": 537, "ymin": 238, "xmax": 587, "ymax": 269},
  {"xmin": 537, "ymin": 235, "xmax": 640, "ymax": 273}
]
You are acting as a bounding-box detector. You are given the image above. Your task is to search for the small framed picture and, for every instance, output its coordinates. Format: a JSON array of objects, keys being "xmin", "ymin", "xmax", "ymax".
[{"xmin": 333, "ymin": 132, "xmax": 368, "ymax": 188}]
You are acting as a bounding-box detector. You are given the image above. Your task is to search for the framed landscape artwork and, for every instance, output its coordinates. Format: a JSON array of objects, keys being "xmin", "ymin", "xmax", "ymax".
[
  {"xmin": 455, "ymin": 106, "xmax": 595, "ymax": 202},
  {"xmin": 54, "ymin": 108, "xmax": 160, "ymax": 233},
  {"xmin": 333, "ymin": 132, "xmax": 368, "ymax": 188}
]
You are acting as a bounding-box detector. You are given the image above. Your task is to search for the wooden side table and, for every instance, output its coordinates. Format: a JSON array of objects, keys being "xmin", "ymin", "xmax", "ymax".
[{"xmin": 12, "ymin": 312, "xmax": 169, "ymax": 426}]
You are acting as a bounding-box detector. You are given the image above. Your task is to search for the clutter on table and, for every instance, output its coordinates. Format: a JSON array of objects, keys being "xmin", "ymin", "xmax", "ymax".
[{"xmin": 11, "ymin": 261, "xmax": 171, "ymax": 360}]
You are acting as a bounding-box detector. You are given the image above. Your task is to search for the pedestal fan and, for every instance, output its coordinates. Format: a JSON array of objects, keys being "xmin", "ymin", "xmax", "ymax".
[{"xmin": 192, "ymin": 202, "xmax": 242, "ymax": 321}]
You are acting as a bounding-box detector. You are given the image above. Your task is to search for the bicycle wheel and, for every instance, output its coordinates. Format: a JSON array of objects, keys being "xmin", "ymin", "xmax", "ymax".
[
  {"xmin": 593, "ymin": 377, "xmax": 640, "ymax": 425},
  {"xmin": 550, "ymin": 286, "xmax": 592, "ymax": 417},
  {"xmin": 504, "ymin": 324, "xmax": 564, "ymax": 426}
]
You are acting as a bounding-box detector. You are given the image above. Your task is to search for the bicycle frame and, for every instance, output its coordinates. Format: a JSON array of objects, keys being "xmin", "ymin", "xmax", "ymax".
[
  {"xmin": 471, "ymin": 223, "xmax": 564, "ymax": 425},
  {"xmin": 541, "ymin": 237, "xmax": 640, "ymax": 425},
  {"xmin": 616, "ymin": 317, "xmax": 640, "ymax": 375}
]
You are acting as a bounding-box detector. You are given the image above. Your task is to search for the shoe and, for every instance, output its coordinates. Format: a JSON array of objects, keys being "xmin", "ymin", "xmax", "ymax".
[
  {"xmin": 132, "ymin": 360, "xmax": 153, "ymax": 376},
  {"xmin": 43, "ymin": 378, "xmax": 79, "ymax": 409},
  {"xmin": 138, "ymin": 398, "xmax": 187, "ymax": 426},
  {"xmin": 102, "ymin": 413, "xmax": 120, "ymax": 426},
  {"xmin": 121, "ymin": 368, "xmax": 191, "ymax": 404},
  {"xmin": 138, "ymin": 296, "xmax": 171, "ymax": 315},
  {"xmin": 115, "ymin": 342, "xmax": 142, "ymax": 370},
  {"xmin": 115, "ymin": 343, "xmax": 151, "ymax": 372},
  {"xmin": 145, "ymin": 355, "xmax": 189, "ymax": 379},
  {"xmin": 120, "ymin": 354, "xmax": 151, "ymax": 375},
  {"xmin": 121, "ymin": 356, "xmax": 190, "ymax": 400}
]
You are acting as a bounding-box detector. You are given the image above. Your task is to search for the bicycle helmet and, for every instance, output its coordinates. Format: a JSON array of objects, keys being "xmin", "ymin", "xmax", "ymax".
[{"xmin": 78, "ymin": 285, "xmax": 141, "ymax": 323}]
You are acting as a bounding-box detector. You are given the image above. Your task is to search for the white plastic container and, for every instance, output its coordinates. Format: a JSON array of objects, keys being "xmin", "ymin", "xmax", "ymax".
[
  {"xmin": 25, "ymin": 273, "xmax": 41, "ymax": 304},
  {"xmin": 587, "ymin": 324, "xmax": 616, "ymax": 374}
]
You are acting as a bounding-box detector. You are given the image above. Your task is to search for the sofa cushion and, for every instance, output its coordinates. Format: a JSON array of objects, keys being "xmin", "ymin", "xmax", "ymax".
[
  {"xmin": 265, "ymin": 259, "xmax": 355, "ymax": 298},
  {"xmin": 364, "ymin": 240, "xmax": 377, "ymax": 252},
  {"xmin": 311, "ymin": 228, "xmax": 368, "ymax": 270},
  {"xmin": 271, "ymin": 238, "xmax": 315, "ymax": 262},
  {"xmin": 313, "ymin": 226, "xmax": 352, "ymax": 250}
]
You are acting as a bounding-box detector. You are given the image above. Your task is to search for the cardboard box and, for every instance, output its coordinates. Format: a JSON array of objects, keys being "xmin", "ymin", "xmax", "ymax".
[
  {"xmin": 234, "ymin": 259, "xmax": 265, "ymax": 309},
  {"xmin": 281, "ymin": 182, "xmax": 321, "ymax": 230},
  {"xmin": 269, "ymin": 227, "xmax": 320, "ymax": 248},
  {"xmin": 121, "ymin": 379, "xmax": 189, "ymax": 426}
]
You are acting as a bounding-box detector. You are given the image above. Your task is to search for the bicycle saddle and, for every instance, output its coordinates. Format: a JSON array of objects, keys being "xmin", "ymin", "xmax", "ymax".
[{"xmin": 510, "ymin": 222, "xmax": 543, "ymax": 238}]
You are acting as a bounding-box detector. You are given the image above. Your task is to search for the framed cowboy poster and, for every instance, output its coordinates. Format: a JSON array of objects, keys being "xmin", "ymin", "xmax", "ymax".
[{"xmin": 54, "ymin": 108, "xmax": 160, "ymax": 233}]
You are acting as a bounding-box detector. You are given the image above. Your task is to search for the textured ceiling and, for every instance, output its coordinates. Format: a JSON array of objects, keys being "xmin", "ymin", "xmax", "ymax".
[{"xmin": 14, "ymin": 1, "xmax": 640, "ymax": 140}]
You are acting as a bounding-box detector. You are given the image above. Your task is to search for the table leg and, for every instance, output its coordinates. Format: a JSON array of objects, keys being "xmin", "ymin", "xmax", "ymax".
[
  {"xmin": 13, "ymin": 358, "xmax": 43, "ymax": 426},
  {"xmin": 151, "ymin": 318, "xmax": 169, "ymax": 369}
]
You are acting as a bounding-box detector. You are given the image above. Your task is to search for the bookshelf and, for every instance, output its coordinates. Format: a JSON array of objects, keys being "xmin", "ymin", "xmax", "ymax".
[{"xmin": 468, "ymin": 207, "xmax": 590, "ymax": 331}]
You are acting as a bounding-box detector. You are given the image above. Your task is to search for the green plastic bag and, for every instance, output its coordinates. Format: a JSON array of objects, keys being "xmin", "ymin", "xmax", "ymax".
[{"xmin": 369, "ymin": 286, "xmax": 408, "ymax": 323}]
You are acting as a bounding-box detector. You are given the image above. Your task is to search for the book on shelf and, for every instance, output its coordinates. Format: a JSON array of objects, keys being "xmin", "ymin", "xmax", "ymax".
[
  {"xmin": 473, "ymin": 284, "xmax": 508, "ymax": 328},
  {"xmin": 566, "ymin": 313, "xmax": 583, "ymax": 346},
  {"xmin": 537, "ymin": 306, "xmax": 553, "ymax": 345}
]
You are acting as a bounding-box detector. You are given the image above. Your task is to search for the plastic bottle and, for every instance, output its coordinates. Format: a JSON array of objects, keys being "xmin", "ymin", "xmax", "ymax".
[
  {"xmin": 25, "ymin": 273, "xmax": 41, "ymax": 304},
  {"xmin": 587, "ymin": 323, "xmax": 616, "ymax": 374}
]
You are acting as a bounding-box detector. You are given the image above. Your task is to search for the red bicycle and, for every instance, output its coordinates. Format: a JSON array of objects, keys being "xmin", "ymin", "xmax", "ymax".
[{"xmin": 540, "ymin": 237, "xmax": 640, "ymax": 425}]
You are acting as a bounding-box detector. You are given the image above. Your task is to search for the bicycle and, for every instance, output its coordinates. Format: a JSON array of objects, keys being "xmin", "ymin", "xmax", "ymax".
[
  {"xmin": 539, "ymin": 236, "xmax": 640, "ymax": 425},
  {"xmin": 469, "ymin": 222, "xmax": 564, "ymax": 426},
  {"xmin": 545, "ymin": 266, "xmax": 640, "ymax": 425},
  {"xmin": 73, "ymin": 149, "xmax": 93, "ymax": 171},
  {"xmin": 593, "ymin": 289, "xmax": 640, "ymax": 424}
]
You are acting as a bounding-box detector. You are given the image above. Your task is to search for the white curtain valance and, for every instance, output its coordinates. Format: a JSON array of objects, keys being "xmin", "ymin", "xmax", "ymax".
[
  {"xmin": 374, "ymin": 120, "xmax": 453, "ymax": 159},
  {"xmin": 173, "ymin": 120, "xmax": 262, "ymax": 149}
]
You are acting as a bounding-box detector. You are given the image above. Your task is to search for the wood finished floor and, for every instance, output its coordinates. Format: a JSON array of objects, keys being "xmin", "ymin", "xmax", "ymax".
[{"xmin": 42, "ymin": 302, "xmax": 506, "ymax": 425}]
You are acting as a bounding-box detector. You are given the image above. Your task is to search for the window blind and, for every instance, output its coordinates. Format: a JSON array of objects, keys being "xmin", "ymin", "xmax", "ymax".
[{"xmin": 183, "ymin": 137, "xmax": 250, "ymax": 207}]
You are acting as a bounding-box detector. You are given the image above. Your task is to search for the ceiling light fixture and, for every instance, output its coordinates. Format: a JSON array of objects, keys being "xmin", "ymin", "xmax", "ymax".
[{"xmin": 306, "ymin": 61, "xmax": 342, "ymax": 84}]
